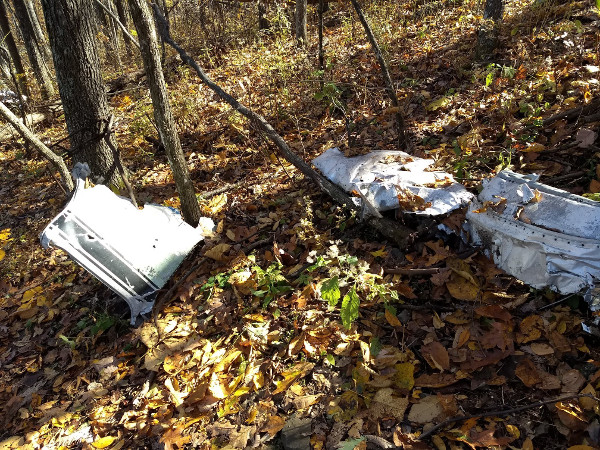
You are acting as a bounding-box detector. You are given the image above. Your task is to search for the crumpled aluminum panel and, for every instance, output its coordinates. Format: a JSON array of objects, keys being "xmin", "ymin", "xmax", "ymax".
[
  {"xmin": 312, "ymin": 147, "xmax": 474, "ymax": 215},
  {"xmin": 466, "ymin": 170, "xmax": 600, "ymax": 301},
  {"xmin": 40, "ymin": 164, "xmax": 211, "ymax": 323}
]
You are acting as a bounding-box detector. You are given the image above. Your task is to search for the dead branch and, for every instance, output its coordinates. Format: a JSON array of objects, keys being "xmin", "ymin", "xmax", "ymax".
[
  {"xmin": 418, "ymin": 393, "xmax": 600, "ymax": 441},
  {"xmin": 384, "ymin": 267, "xmax": 440, "ymax": 275},
  {"xmin": 0, "ymin": 100, "xmax": 74, "ymax": 192},
  {"xmin": 197, "ymin": 180, "xmax": 246, "ymax": 199},
  {"xmin": 150, "ymin": 3, "xmax": 415, "ymax": 247}
]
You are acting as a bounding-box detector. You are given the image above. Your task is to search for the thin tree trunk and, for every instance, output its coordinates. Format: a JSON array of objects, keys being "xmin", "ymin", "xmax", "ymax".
[
  {"xmin": 295, "ymin": 0, "xmax": 307, "ymax": 45},
  {"xmin": 94, "ymin": 0, "xmax": 139, "ymax": 49},
  {"xmin": 349, "ymin": 0, "xmax": 407, "ymax": 150},
  {"xmin": 41, "ymin": 0, "xmax": 124, "ymax": 188},
  {"xmin": 12, "ymin": 0, "xmax": 54, "ymax": 99},
  {"xmin": 0, "ymin": 100, "xmax": 73, "ymax": 192},
  {"xmin": 476, "ymin": 0, "xmax": 503, "ymax": 60},
  {"xmin": 318, "ymin": 0, "xmax": 324, "ymax": 88},
  {"xmin": 129, "ymin": 0, "xmax": 201, "ymax": 227},
  {"xmin": 257, "ymin": 0, "xmax": 269, "ymax": 31},
  {"xmin": 24, "ymin": 0, "xmax": 51, "ymax": 61},
  {"xmin": 95, "ymin": 2, "xmax": 122, "ymax": 69},
  {"xmin": 0, "ymin": 0, "xmax": 27, "ymax": 95},
  {"xmin": 151, "ymin": 3, "xmax": 413, "ymax": 246},
  {"xmin": 115, "ymin": 0, "xmax": 133, "ymax": 57}
]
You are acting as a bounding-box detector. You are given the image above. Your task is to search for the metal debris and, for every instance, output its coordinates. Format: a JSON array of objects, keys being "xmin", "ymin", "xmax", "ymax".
[
  {"xmin": 466, "ymin": 170, "xmax": 600, "ymax": 306},
  {"xmin": 40, "ymin": 163, "xmax": 213, "ymax": 324},
  {"xmin": 312, "ymin": 148, "xmax": 473, "ymax": 216}
]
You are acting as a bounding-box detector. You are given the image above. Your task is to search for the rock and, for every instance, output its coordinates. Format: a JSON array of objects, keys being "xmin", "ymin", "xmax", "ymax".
[{"xmin": 280, "ymin": 414, "xmax": 311, "ymax": 450}]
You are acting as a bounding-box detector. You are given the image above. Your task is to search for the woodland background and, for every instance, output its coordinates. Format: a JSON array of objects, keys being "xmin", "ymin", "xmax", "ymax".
[{"xmin": 1, "ymin": 0, "xmax": 600, "ymax": 449}]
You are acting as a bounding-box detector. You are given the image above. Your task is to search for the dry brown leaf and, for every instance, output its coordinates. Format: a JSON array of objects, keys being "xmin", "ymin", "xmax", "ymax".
[
  {"xmin": 414, "ymin": 373, "xmax": 458, "ymax": 388},
  {"xmin": 515, "ymin": 358, "xmax": 541, "ymax": 387},
  {"xmin": 421, "ymin": 341, "xmax": 450, "ymax": 371},
  {"xmin": 517, "ymin": 315, "xmax": 544, "ymax": 344},
  {"xmin": 263, "ymin": 415, "xmax": 286, "ymax": 436},
  {"xmin": 204, "ymin": 243, "xmax": 231, "ymax": 261},
  {"xmin": 407, "ymin": 396, "xmax": 443, "ymax": 424}
]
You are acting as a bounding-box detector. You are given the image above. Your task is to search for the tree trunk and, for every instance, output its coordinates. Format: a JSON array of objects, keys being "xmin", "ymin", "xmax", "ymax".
[
  {"xmin": 115, "ymin": 0, "xmax": 133, "ymax": 57},
  {"xmin": 24, "ymin": 0, "xmax": 52, "ymax": 61},
  {"xmin": 257, "ymin": 0, "xmax": 269, "ymax": 31},
  {"xmin": 349, "ymin": 0, "xmax": 407, "ymax": 150},
  {"xmin": 295, "ymin": 0, "xmax": 307, "ymax": 45},
  {"xmin": 476, "ymin": 0, "xmax": 503, "ymax": 60},
  {"xmin": 0, "ymin": 0, "xmax": 27, "ymax": 95},
  {"xmin": 12, "ymin": 0, "xmax": 54, "ymax": 99},
  {"xmin": 41, "ymin": 0, "xmax": 124, "ymax": 188},
  {"xmin": 128, "ymin": 0, "xmax": 201, "ymax": 227},
  {"xmin": 0, "ymin": 100, "xmax": 73, "ymax": 192}
]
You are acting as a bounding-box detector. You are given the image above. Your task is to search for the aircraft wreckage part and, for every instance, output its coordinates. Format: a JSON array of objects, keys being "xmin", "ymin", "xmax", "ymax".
[
  {"xmin": 466, "ymin": 170, "xmax": 600, "ymax": 303},
  {"xmin": 312, "ymin": 147, "xmax": 474, "ymax": 215},
  {"xmin": 41, "ymin": 164, "xmax": 211, "ymax": 324}
]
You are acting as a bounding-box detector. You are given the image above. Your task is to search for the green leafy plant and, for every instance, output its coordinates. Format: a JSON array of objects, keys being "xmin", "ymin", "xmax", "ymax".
[
  {"xmin": 314, "ymin": 81, "xmax": 346, "ymax": 115},
  {"xmin": 252, "ymin": 261, "xmax": 292, "ymax": 307}
]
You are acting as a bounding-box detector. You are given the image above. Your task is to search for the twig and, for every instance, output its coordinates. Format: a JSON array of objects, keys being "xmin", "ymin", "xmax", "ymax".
[
  {"xmin": 197, "ymin": 180, "xmax": 246, "ymax": 199},
  {"xmin": 418, "ymin": 393, "xmax": 599, "ymax": 441},
  {"xmin": 364, "ymin": 435, "xmax": 396, "ymax": 449},
  {"xmin": 384, "ymin": 267, "xmax": 439, "ymax": 276},
  {"xmin": 543, "ymin": 170, "xmax": 586, "ymax": 184}
]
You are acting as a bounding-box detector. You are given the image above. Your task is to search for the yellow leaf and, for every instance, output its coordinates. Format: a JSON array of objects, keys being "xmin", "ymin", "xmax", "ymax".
[
  {"xmin": 274, "ymin": 362, "xmax": 314, "ymax": 394},
  {"xmin": 0, "ymin": 249, "xmax": 4, "ymax": 261},
  {"xmin": 522, "ymin": 143, "xmax": 546, "ymax": 153},
  {"xmin": 370, "ymin": 247, "xmax": 387, "ymax": 258},
  {"xmin": 0, "ymin": 228, "xmax": 11, "ymax": 241},
  {"xmin": 263, "ymin": 415, "xmax": 286, "ymax": 436},
  {"xmin": 394, "ymin": 362, "xmax": 415, "ymax": 391},
  {"xmin": 22, "ymin": 286, "xmax": 43, "ymax": 303},
  {"xmin": 426, "ymin": 96, "xmax": 451, "ymax": 111},
  {"xmin": 385, "ymin": 309, "xmax": 402, "ymax": 328},
  {"xmin": 92, "ymin": 436, "xmax": 117, "ymax": 449},
  {"xmin": 506, "ymin": 424, "xmax": 520, "ymax": 439},
  {"xmin": 204, "ymin": 193, "xmax": 228, "ymax": 214}
]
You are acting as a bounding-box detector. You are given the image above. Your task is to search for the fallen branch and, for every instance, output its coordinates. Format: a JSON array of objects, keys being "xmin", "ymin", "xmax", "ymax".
[
  {"xmin": 418, "ymin": 393, "xmax": 600, "ymax": 441},
  {"xmin": 0, "ymin": 100, "xmax": 74, "ymax": 192},
  {"xmin": 384, "ymin": 267, "xmax": 439, "ymax": 276},
  {"xmin": 197, "ymin": 180, "xmax": 246, "ymax": 199},
  {"xmin": 150, "ymin": 3, "xmax": 414, "ymax": 247}
]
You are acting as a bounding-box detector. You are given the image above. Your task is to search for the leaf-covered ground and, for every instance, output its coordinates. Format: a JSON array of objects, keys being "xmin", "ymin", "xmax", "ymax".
[{"xmin": 2, "ymin": 0, "xmax": 600, "ymax": 448}]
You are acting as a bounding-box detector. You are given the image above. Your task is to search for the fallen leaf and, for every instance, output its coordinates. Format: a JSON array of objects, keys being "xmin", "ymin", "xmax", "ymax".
[
  {"xmin": 407, "ymin": 396, "xmax": 443, "ymax": 424},
  {"xmin": 263, "ymin": 415, "xmax": 286, "ymax": 436},
  {"xmin": 421, "ymin": 341, "xmax": 450, "ymax": 371},
  {"xmin": 369, "ymin": 388, "xmax": 409, "ymax": 420},
  {"xmin": 92, "ymin": 436, "xmax": 117, "ymax": 448},
  {"xmin": 516, "ymin": 358, "xmax": 541, "ymax": 387},
  {"xmin": 204, "ymin": 243, "xmax": 231, "ymax": 261}
]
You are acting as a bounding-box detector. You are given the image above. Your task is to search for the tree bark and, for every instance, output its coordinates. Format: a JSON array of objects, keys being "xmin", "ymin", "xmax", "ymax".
[
  {"xmin": 349, "ymin": 0, "xmax": 407, "ymax": 150},
  {"xmin": 129, "ymin": 0, "xmax": 201, "ymax": 227},
  {"xmin": 476, "ymin": 0, "xmax": 503, "ymax": 60},
  {"xmin": 151, "ymin": 3, "xmax": 414, "ymax": 246},
  {"xmin": 24, "ymin": 0, "xmax": 52, "ymax": 61},
  {"xmin": 0, "ymin": 0, "xmax": 27, "ymax": 95},
  {"xmin": 12, "ymin": 0, "xmax": 54, "ymax": 99},
  {"xmin": 0, "ymin": 100, "xmax": 73, "ymax": 192},
  {"xmin": 41, "ymin": 0, "xmax": 124, "ymax": 188},
  {"xmin": 295, "ymin": 0, "xmax": 307, "ymax": 46}
]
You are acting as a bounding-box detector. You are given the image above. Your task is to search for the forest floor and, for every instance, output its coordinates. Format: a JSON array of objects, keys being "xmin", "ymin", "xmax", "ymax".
[{"xmin": 2, "ymin": 0, "xmax": 600, "ymax": 448}]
